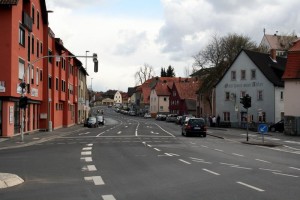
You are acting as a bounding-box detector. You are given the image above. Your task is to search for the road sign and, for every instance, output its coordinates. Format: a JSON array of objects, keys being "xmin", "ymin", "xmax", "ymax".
[{"xmin": 258, "ymin": 124, "xmax": 268, "ymax": 134}]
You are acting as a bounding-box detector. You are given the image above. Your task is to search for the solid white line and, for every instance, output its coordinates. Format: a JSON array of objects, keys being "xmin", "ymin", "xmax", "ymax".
[
  {"xmin": 259, "ymin": 168, "xmax": 281, "ymax": 172},
  {"xmin": 81, "ymin": 151, "xmax": 92, "ymax": 156},
  {"xmin": 289, "ymin": 167, "xmax": 300, "ymax": 171},
  {"xmin": 272, "ymin": 172, "xmax": 299, "ymax": 178},
  {"xmin": 102, "ymin": 195, "xmax": 116, "ymax": 200},
  {"xmin": 283, "ymin": 145, "xmax": 300, "ymax": 151},
  {"xmin": 202, "ymin": 168, "xmax": 220, "ymax": 175},
  {"xmin": 82, "ymin": 147, "xmax": 92, "ymax": 151},
  {"xmin": 154, "ymin": 148, "xmax": 161, "ymax": 152},
  {"xmin": 96, "ymin": 131, "xmax": 106, "ymax": 137},
  {"xmin": 179, "ymin": 159, "xmax": 191, "ymax": 165},
  {"xmin": 237, "ymin": 181, "xmax": 264, "ymax": 192},
  {"xmin": 232, "ymin": 153, "xmax": 244, "ymax": 157},
  {"xmin": 154, "ymin": 123, "xmax": 176, "ymax": 137},
  {"xmin": 135, "ymin": 122, "xmax": 139, "ymax": 136},
  {"xmin": 255, "ymin": 159, "xmax": 271, "ymax": 163}
]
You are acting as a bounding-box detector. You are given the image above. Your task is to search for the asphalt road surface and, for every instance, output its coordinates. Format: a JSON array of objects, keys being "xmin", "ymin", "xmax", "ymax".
[{"xmin": 0, "ymin": 107, "xmax": 299, "ymax": 200}]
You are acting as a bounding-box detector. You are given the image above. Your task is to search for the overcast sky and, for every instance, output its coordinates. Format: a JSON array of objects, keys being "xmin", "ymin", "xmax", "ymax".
[{"xmin": 46, "ymin": 0, "xmax": 300, "ymax": 92}]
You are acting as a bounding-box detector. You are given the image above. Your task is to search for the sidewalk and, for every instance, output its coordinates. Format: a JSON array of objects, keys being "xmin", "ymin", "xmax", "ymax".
[{"xmin": 0, "ymin": 124, "xmax": 86, "ymax": 189}]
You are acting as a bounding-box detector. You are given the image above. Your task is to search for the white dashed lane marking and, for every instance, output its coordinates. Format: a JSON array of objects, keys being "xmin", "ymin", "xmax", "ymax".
[
  {"xmin": 102, "ymin": 195, "xmax": 116, "ymax": 200},
  {"xmin": 81, "ymin": 151, "xmax": 92, "ymax": 156},
  {"xmin": 81, "ymin": 157, "xmax": 93, "ymax": 162},
  {"xmin": 202, "ymin": 168, "xmax": 220, "ymax": 175},
  {"xmin": 84, "ymin": 176, "xmax": 105, "ymax": 185}
]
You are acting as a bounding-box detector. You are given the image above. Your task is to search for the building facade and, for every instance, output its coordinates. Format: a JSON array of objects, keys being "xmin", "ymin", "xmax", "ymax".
[
  {"xmin": 0, "ymin": 0, "xmax": 89, "ymax": 137},
  {"xmin": 215, "ymin": 49, "xmax": 286, "ymax": 128}
]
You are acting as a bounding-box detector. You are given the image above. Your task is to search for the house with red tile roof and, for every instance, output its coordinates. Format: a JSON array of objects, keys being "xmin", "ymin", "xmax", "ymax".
[
  {"xmin": 150, "ymin": 82, "xmax": 171, "ymax": 117},
  {"xmin": 169, "ymin": 79, "xmax": 199, "ymax": 116},
  {"xmin": 282, "ymin": 40, "xmax": 300, "ymax": 135},
  {"xmin": 260, "ymin": 33, "xmax": 298, "ymax": 57}
]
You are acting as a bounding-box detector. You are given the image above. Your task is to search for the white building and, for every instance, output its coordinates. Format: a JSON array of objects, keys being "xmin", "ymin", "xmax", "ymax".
[
  {"xmin": 215, "ymin": 49, "xmax": 286, "ymax": 128},
  {"xmin": 150, "ymin": 82, "xmax": 170, "ymax": 116},
  {"xmin": 114, "ymin": 91, "xmax": 122, "ymax": 106}
]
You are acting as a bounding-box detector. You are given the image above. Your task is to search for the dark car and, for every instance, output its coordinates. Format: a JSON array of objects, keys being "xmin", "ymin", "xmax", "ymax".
[
  {"xmin": 269, "ymin": 120, "xmax": 284, "ymax": 132},
  {"xmin": 87, "ymin": 116, "xmax": 98, "ymax": 128},
  {"xmin": 156, "ymin": 114, "xmax": 167, "ymax": 121},
  {"xmin": 83, "ymin": 118, "xmax": 89, "ymax": 127},
  {"xmin": 182, "ymin": 118, "xmax": 207, "ymax": 137},
  {"xmin": 166, "ymin": 114, "xmax": 178, "ymax": 122}
]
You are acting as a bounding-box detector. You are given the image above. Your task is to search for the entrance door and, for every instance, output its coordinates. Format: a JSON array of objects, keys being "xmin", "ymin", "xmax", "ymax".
[{"xmin": 14, "ymin": 101, "xmax": 20, "ymax": 134}]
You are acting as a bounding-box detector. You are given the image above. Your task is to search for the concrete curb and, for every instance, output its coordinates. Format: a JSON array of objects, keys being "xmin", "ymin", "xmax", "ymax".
[{"xmin": 0, "ymin": 173, "xmax": 24, "ymax": 189}]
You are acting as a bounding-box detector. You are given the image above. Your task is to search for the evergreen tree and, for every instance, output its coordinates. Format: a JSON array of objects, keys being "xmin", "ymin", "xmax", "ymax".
[
  {"xmin": 166, "ymin": 65, "xmax": 175, "ymax": 77},
  {"xmin": 160, "ymin": 67, "xmax": 167, "ymax": 77}
]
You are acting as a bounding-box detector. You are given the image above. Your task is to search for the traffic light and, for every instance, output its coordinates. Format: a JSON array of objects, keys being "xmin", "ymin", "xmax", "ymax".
[
  {"xmin": 240, "ymin": 94, "xmax": 251, "ymax": 109},
  {"xmin": 19, "ymin": 96, "xmax": 28, "ymax": 109},
  {"xmin": 93, "ymin": 53, "xmax": 98, "ymax": 72}
]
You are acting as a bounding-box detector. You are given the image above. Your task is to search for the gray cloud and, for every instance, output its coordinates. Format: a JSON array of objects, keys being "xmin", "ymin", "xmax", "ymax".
[
  {"xmin": 114, "ymin": 30, "xmax": 148, "ymax": 56},
  {"xmin": 157, "ymin": 0, "xmax": 300, "ymax": 61}
]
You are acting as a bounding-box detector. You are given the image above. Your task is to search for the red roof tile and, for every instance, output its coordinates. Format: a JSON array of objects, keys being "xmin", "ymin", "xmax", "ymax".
[
  {"xmin": 283, "ymin": 40, "xmax": 300, "ymax": 79},
  {"xmin": 174, "ymin": 80, "xmax": 200, "ymax": 100}
]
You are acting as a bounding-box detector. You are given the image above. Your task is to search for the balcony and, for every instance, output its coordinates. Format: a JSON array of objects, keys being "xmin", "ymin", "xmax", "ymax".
[{"xmin": 22, "ymin": 11, "xmax": 32, "ymax": 32}]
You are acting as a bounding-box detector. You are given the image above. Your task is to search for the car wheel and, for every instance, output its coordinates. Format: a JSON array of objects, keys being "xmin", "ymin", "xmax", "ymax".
[{"xmin": 203, "ymin": 133, "xmax": 207, "ymax": 137}]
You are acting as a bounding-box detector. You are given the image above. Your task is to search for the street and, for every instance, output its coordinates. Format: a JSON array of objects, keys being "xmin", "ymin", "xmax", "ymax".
[{"xmin": 0, "ymin": 107, "xmax": 299, "ymax": 200}]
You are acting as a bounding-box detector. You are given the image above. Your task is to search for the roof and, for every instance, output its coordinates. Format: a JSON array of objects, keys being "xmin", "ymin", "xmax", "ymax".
[
  {"xmin": 243, "ymin": 49, "xmax": 286, "ymax": 86},
  {"xmin": 263, "ymin": 34, "xmax": 298, "ymax": 51},
  {"xmin": 155, "ymin": 83, "xmax": 171, "ymax": 96},
  {"xmin": 0, "ymin": 0, "xmax": 18, "ymax": 5},
  {"xmin": 174, "ymin": 81, "xmax": 199, "ymax": 100},
  {"xmin": 282, "ymin": 40, "xmax": 300, "ymax": 79}
]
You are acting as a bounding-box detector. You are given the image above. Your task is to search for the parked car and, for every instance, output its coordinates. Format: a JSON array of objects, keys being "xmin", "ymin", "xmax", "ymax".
[
  {"xmin": 175, "ymin": 116, "xmax": 182, "ymax": 124},
  {"xmin": 129, "ymin": 111, "xmax": 136, "ymax": 116},
  {"xmin": 96, "ymin": 115, "xmax": 104, "ymax": 125},
  {"xmin": 269, "ymin": 120, "xmax": 284, "ymax": 132},
  {"xmin": 156, "ymin": 114, "xmax": 167, "ymax": 121},
  {"xmin": 144, "ymin": 113, "xmax": 151, "ymax": 118},
  {"xmin": 166, "ymin": 114, "xmax": 178, "ymax": 122},
  {"xmin": 182, "ymin": 118, "xmax": 207, "ymax": 137},
  {"xmin": 180, "ymin": 115, "xmax": 194, "ymax": 125},
  {"xmin": 87, "ymin": 116, "xmax": 98, "ymax": 128}
]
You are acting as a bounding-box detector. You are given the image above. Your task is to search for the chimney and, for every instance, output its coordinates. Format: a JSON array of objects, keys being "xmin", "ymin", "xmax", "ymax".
[{"xmin": 270, "ymin": 49, "xmax": 277, "ymax": 61}]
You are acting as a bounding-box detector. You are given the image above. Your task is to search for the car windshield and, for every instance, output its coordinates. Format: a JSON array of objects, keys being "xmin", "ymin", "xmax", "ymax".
[{"xmin": 88, "ymin": 117, "xmax": 96, "ymax": 122}]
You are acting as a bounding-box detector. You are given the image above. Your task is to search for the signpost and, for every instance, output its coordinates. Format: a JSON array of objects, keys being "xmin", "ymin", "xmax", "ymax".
[{"xmin": 258, "ymin": 124, "xmax": 268, "ymax": 143}]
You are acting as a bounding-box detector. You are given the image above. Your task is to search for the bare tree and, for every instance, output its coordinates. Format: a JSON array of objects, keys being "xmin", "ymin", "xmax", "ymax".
[{"xmin": 135, "ymin": 63, "xmax": 155, "ymax": 85}]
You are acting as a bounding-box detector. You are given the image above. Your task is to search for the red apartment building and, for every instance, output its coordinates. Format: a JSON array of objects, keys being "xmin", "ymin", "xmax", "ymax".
[{"xmin": 0, "ymin": 0, "xmax": 84, "ymax": 137}]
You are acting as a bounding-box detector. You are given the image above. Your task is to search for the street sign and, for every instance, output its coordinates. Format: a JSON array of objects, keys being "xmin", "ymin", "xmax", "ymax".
[{"xmin": 258, "ymin": 124, "xmax": 268, "ymax": 134}]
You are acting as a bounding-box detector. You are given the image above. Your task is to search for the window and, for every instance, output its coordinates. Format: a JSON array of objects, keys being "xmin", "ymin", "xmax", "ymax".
[
  {"xmin": 225, "ymin": 92, "xmax": 230, "ymax": 101},
  {"xmin": 241, "ymin": 70, "xmax": 246, "ymax": 80},
  {"xmin": 160, "ymin": 106, "xmax": 163, "ymax": 111},
  {"xmin": 37, "ymin": 11, "xmax": 39, "ymax": 29},
  {"xmin": 36, "ymin": 68, "xmax": 39, "ymax": 85},
  {"xmin": 164, "ymin": 97, "xmax": 167, "ymax": 101},
  {"xmin": 18, "ymin": 59, "xmax": 25, "ymax": 79},
  {"xmin": 61, "ymin": 80, "xmax": 66, "ymax": 92},
  {"xmin": 48, "ymin": 50, "xmax": 52, "ymax": 63},
  {"xmin": 48, "ymin": 76, "xmax": 52, "ymax": 89},
  {"xmin": 31, "ymin": 35, "xmax": 34, "ymax": 54},
  {"xmin": 32, "ymin": 5, "xmax": 35, "ymax": 24},
  {"xmin": 223, "ymin": 112, "xmax": 230, "ymax": 122},
  {"xmin": 257, "ymin": 90, "xmax": 263, "ymax": 101},
  {"xmin": 240, "ymin": 91, "xmax": 246, "ymax": 98},
  {"xmin": 40, "ymin": 42, "xmax": 43, "ymax": 54},
  {"xmin": 258, "ymin": 112, "xmax": 266, "ymax": 122},
  {"xmin": 56, "ymin": 78, "xmax": 59, "ymax": 90},
  {"xmin": 40, "ymin": 70, "xmax": 43, "ymax": 81},
  {"xmin": 251, "ymin": 69, "xmax": 256, "ymax": 80},
  {"xmin": 280, "ymin": 91, "xmax": 284, "ymax": 101},
  {"xmin": 19, "ymin": 26, "xmax": 25, "ymax": 46},
  {"xmin": 231, "ymin": 71, "xmax": 236, "ymax": 81},
  {"xmin": 31, "ymin": 66, "xmax": 34, "ymax": 84},
  {"xmin": 36, "ymin": 40, "xmax": 39, "ymax": 57}
]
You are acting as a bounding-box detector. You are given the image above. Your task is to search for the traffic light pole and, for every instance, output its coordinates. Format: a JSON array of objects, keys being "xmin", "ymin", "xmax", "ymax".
[{"xmin": 246, "ymin": 108, "xmax": 249, "ymax": 141}]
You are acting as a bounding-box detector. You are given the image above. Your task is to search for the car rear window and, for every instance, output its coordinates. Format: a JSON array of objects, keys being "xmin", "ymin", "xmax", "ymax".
[{"xmin": 189, "ymin": 119, "xmax": 205, "ymax": 125}]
